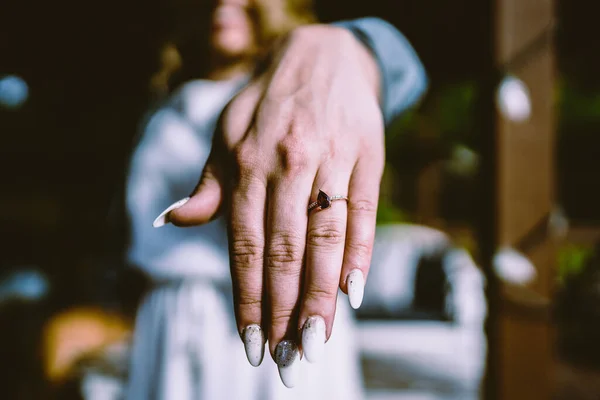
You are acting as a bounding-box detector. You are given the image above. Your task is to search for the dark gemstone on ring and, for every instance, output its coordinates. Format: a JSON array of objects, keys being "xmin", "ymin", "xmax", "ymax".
[{"xmin": 317, "ymin": 190, "xmax": 331, "ymax": 209}]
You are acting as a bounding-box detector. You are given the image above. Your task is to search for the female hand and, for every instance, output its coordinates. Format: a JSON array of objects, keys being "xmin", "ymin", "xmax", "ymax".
[{"xmin": 159, "ymin": 24, "xmax": 384, "ymax": 387}]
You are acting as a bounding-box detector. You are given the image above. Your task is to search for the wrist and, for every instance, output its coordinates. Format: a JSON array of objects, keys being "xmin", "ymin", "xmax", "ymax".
[
  {"xmin": 345, "ymin": 28, "xmax": 382, "ymax": 104},
  {"xmin": 287, "ymin": 24, "xmax": 381, "ymax": 102}
]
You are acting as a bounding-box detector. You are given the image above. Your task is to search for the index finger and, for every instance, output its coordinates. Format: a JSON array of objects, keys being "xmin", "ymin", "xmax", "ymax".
[{"xmin": 229, "ymin": 169, "xmax": 268, "ymax": 367}]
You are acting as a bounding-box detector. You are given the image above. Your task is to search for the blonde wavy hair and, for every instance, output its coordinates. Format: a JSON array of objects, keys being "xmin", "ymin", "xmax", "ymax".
[
  {"xmin": 254, "ymin": 0, "xmax": 317, "ymax": 45},
  {"xmin": 150, "ymin": 0, "xmax": 317, "ymax": 95}
]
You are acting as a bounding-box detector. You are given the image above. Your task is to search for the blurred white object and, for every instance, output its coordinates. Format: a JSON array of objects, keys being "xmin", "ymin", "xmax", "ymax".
[
  {"xmin": 549, "ymin": 206, "xmax": 569, "ymax": 240},
  {"xmin": 359, "ymin": 320, "xmax": 486, "ymax": 399},
  {"xmin": 493, "ymin": 247, "xmax": 537, "ymax": 285},
  {"xmin": 446, "ymin": 145, "xmax": 479, "ymax": 177},
  {"xmin": 0, "ymin": 268, "xmax": 49, "ymax": 302},
  {"xmin": 496, "ymin": 75, "xmax": 531, "ymax": 122},
  {"xmin": 82, "ymin": 373, "xmax": 124, "ymax": 400},
  {"xmin": 360, "ymin": 225, "xmax": 487, "ymax": 400},
  {"xmin": 365, "ymin": 224, "xmax": 451, "ymax": 314},
  {"xmin": 0, "ymin": 75, "xmax": 29, "ymax": 109},
  {"xmin": 443, "ymin": 248, "xmax": 487, "ymax": 327},
  {"xmin": 73, "ymin": 339, "xmax": 131, "ymax": 400}
]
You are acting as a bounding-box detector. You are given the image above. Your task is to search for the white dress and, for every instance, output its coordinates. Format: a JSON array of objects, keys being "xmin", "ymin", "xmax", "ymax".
[{"xmin": 125, "ymin": 79, "xmax": 363, "ymax": 400}]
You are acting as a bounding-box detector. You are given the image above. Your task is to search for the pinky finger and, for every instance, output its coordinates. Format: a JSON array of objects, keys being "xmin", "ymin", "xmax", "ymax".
[{"xmin": 340, "ymin": 158, "xmax": 383, "ymax": 309}]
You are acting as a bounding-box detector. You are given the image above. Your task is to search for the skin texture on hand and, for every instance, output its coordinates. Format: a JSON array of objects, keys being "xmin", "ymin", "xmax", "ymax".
[{"xmin": 166, "ymin": 24, "xmax": 384, "ymax": 373}]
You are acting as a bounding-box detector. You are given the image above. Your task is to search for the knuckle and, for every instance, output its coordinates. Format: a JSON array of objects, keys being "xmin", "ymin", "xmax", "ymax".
[
  {"xmin": 233, "ymin": 143, "xmax": 260, "ymax": 176},
  {"xmin": 270, "ymin": 308, "xmax": 294, "ymax": 328},
  {"xmin": 304, "ymin": 283, "xmax": 338, "ymax": 303},
  {"xmin": 349, "ymin": 198, "xmax": 378, "ymax": 215},
  {"xmin": 307, "ymin": 219, "xmax": 346, "ymax": 248},
  {"xmin": 267, "ymin": 232, "xmax": 305, "ymax": 273},
  {"xmin": 277, "ymin": 134, "xmax": 310, "ymax": 174},
  {"xmin": 237, "ymin": 295, "xmax": 262, "ymax": 309},
  {"xmin": 236, "ymin": 296, "xmax": 262, "ymax": 326},
  {"xmin": 346, "ymin": 239, "xmax": 373, "ymax": 262},
  {"xmin": 231, "ymin": 233, "xmax": 264, "ymax": 268}
]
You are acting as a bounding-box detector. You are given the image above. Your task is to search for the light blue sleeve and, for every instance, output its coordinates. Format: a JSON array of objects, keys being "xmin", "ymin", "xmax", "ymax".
[{"xmin": 334, "ymin": 17, "xmax": 428, "ymax": 125}]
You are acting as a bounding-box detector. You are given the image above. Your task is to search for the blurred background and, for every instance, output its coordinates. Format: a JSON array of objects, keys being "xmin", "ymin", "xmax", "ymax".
[{"xmin": 1, "ymin": 0, "xmax": 599, "ymax": 399}]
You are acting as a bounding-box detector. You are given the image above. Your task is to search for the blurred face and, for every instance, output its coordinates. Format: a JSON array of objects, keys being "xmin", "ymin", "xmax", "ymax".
[{"xmin": 211, "ymin": 0, "xmax": 256, "ymax": 58}]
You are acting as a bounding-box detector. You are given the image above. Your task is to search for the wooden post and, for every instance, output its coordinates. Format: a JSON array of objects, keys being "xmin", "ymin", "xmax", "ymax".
[{"xmin": 482, "ymin": 0, "xmax": 556, "ymax": 398}]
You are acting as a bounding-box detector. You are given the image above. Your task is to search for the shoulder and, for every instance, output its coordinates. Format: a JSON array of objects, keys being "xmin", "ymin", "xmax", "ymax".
[
  {"xmin": 137, "ymin": 105, "xmax": 196, "ymax": 154},
  {"xmin": 143, "ymin": 105, "xmax": 189, "ymax": 139},
  {"xmin": 127, "ymin": 108, "xmax": 188, "ymax": 176},
  {"xmin": 131, "ymin": 102, "xmax": 212, "ymax": 177}
]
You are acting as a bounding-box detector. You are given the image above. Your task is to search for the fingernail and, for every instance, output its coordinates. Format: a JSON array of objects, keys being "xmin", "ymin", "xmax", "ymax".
[
  {"xmin": 302, "ymin": 316, "xmax": 325, "ymax": 364},
  {"xmin": 242, "ymin": 325, "xmax": 264, "ymax": 367},
  {"xmin": 275, "ymin": 340, "xmax": 300, "ymax": 388},
  {"xmin": 152, "ymin": 197, "xmax": 190, "ymax": 228},
  {"xmin": 347, "ymin": 269, "xmax": 365, "ymax": 309}
]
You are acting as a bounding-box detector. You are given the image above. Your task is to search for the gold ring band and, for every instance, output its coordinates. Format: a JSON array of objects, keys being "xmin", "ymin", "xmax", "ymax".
[{"xmin": 308, "ymin": 190, "xmax": 348, "ymax": 212}]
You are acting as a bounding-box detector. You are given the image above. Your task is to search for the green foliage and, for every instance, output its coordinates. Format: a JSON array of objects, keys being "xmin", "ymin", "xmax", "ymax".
[
  {"xmin": 435, "ymin": 81, "xmax": 477, "ymax": 144},
  {"xmin": 385, "ymin": 77, "xmax": 600, "ymax": 158},
  {"xmin": 376, "ymin": 199, "xmax": 410, "ymax": 225},
  {"xmin": 380, "ymin": 77, "xmax": 600, "ymax": 229},
  {"xmin": 558, "ymin": 78, "xmax": 600, "ymax": 128},
  {"xmin": 385, "ymin": 81, "xmax": 478, "ymax": 154},
  {"xmin": 557, "ymin": 244, "xmax": 595, "ymax": 284},
  {"xmin": 384, "ymin": 108, "xmax": 420, "ymax": 153},
  {"xmin": 381, "ymin": 81, "xmax": 479, "ymax": 226}
]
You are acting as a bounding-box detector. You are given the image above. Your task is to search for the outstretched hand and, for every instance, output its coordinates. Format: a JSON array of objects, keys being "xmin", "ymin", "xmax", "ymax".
[{"xmin": 158, "ymin": 24, "xmax": 385, "ymax": 387}]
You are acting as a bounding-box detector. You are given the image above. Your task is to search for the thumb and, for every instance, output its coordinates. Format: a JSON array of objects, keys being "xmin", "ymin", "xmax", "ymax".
[{"xmin": 153, "ymin": 158, "xmax": 224, "ymax": 228}]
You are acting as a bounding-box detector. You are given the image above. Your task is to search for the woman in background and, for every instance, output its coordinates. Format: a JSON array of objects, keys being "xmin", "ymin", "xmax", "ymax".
[
  {"xmin": 125, "ymin": 0, "xmax": 427, "ymax": 398},
  {"xmin": 127, "ymin": 2, "xmax": 362, "ymax": 398}
]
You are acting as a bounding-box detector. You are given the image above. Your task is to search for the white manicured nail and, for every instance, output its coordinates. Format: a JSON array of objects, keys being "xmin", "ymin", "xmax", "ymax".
[
  {"xmin": 275, "ymin": 340, "xmax": 300, "ymax": 388},
  {"xmin": 242, "ymin": 325, "xmax": 264, "ymax": 367},
  {"xmin": 347, "ymin": 269, "xmax": 365, "ymax": 309},
  {"xmin": 152, "ymin": 197, "xmax": 190, "ymax": 228},
  {"xmin": 302, "ymin": 316, "xmax": 325, "ymax": 364}
]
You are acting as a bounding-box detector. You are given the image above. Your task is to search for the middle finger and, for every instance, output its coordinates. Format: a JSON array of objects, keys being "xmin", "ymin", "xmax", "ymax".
[{"xmin": 266, "ymin": 171, "xmax": 313, "ymax": 387}]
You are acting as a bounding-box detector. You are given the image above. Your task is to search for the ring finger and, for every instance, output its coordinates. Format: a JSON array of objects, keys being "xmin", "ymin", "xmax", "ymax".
[{"xmin": 299, "ymin": 165, "xmax": 351, "ymax": 363}]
